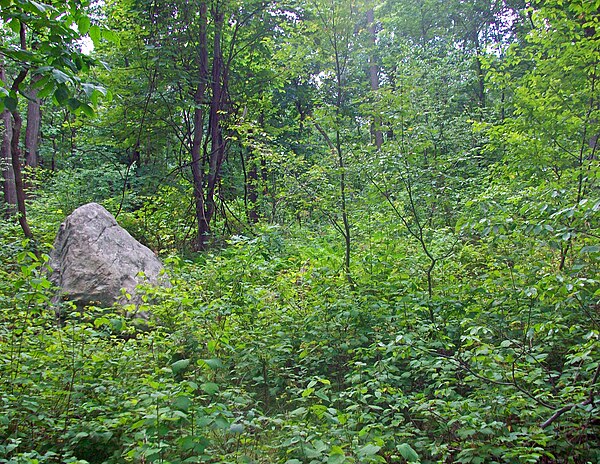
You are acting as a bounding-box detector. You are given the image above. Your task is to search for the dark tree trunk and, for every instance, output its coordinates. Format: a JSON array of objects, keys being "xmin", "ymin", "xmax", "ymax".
[
  {"xmin": 247, "ymin": 152, "xmax": 259, "ymax": 224},
  {"xmin": 473, "ymin": 31, "xmax": 485, "ymax": 111},
  {"xmin": 3, "ymin": 23, "xmax": 34, "ymax": 243},
  {"xmin": 191, "ymin": 1, "xmax": 209, "ymax": 250},
  {"xmin": 199, "ymin": 8, "xmax": 225, "ymax": 249},
  {"xmin": 10, "ymin": 108, "xmax": 35, "ymax": 241}
]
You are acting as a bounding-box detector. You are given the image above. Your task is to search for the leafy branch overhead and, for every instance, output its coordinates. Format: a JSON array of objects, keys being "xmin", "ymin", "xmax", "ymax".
[{"xmin": 0, "ymin": 0, "xmax": 115, "ymax": 115}]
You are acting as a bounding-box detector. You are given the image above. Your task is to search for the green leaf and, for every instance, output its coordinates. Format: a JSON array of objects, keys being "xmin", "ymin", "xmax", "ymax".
[
  {"xmin": 171, "ymin": 358, "xmax": 190, "ymax": 374},
  {"xmin": 580, "ymin": 245, "xmax": 600, "ymax": 254},
  {"xmin": 8, "ymin": 19, "xmax": 21, "ymax": 34},
  {"xmin": 199, "ymin": 358, "xmax": 222, "ymax": 369},
  {"xmin": 357, "ymin": 444, "xmax": 381, "ymax": 458},
  {"xmin": 37, "ymin": 79, "xmax": 55, "ymax": 99},
  {"xmin": 30, "ymin": 1, "xmax": 49, "ymax": 14},
  {"xmin": 110, "ymin": 318, "xmax": 123, "ymax": 332},
  {"xmin": 79, "ymin": 103, "xmax": 94, "ymax": 118},
  {"xmin": 4, "ymin": 96, "xmax": 17, "ymax": 111},
  {"xmin": 89, "ymin": 25, "xmax": 101, "ymax": 45},
  {"xmin": 77, "ymin": 16, "xmax": 91, "ymax": 35},
  {"xmin": 229, "ymin": 423, "xmax": 244, "ymax": 434},
  {"xmin": 102, "ymin": 29, "xmax": 119, "ymax": 45},
  {"xmin": 201, "ymin": 382, "xmax": 219, "ymax": 394},
  {"xmin": 52, "ymin": 69, "xmax": 72, "ymax": 84},
  {"xmin": 94, "ymin": 317, "xmax": 110, "ymax": 328},
  {"xmin": 327, "ymin": 452, "xmax": 346, "ymax": 464},
  {"xmin": 315, "ymin": 389, "xmax": 329, "ymax": 402},
  {"xmin": 82, "ymin": 83, "xmax": 97, "ymax": 98},
  {"xmin": 66, "ymin": 98, "xmax": 81, "ymax": 111},
  {"xmin": 172, "ymin": 395, "xmax": 192, "ymax": 411},
  {"xmin": 397, "ymin": 443, "xmax": 419, "ymax": 462}
]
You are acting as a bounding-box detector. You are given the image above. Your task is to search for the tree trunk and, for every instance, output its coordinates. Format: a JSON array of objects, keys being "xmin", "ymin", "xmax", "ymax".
[
  {"xmin": 10, "ymin": 108, "xmax": 35, "ymax": 241},
  {"xmin": 25, "ymin": 76, "xmax": 41, "ymax": 168},
  {"xmin": 473, "ymin": 31, "xmax": 485, "ymax": 111},
  {"xmin": 247, "ymin": 152, "xmax": 259, "ymax": 224},
  {"xmin": 191, "ymin": 0, "xmax": 209, "ymax": 250},
  {"xmin": 200, "ymin": 8, "xmax": 225, "ymax": 249},
  {"xmin": 1, "ymin": 109, "xmax": 17, "ymax": 214},
  {"xmin": 367, "ymin": 7, "xmax": 383, "ymax": 150},
  {"xmin": 1, "ymin": 56, "xmax": 17, "ymax": 214}
]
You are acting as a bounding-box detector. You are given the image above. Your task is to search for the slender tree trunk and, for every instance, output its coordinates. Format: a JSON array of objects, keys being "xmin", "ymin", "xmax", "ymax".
[
  {"xmin": 5, "ymin": 24, "xmax": 35, "ymax": 243},
  {"xmin": 191, "ymin": 1, "xmax": 209, "ymax": 250},
  {"xmin": 1, "ymin": 109, "xmax": 17, "ymax": 214},
  {"xmin": 247, "ymin": 152, "xmax": 259, "ymax": 224},
  {"xmin": 367, "ymin": 7, "xmax": 383, "ymax": 150},
  {"xmin": 0, "ymin": 60, "xmax": 17, "ymax": 214},
  {"xmin": 473, "ymin": 32, "xmax": 485, "ymax": 111},
  {"xmin": 25, "ymin": 76, "xmax": 41, "ymax": 168},
  {"xmin": 10, "ymin": 108, "xmax": 35, "ymax": 241},
  {"xmin": 199, "ymin": 8, "xmax": 225, "ymax": 249},
  {"xmin": 336, "ymin": 128, "xmax": 352, "ymax": 284}
]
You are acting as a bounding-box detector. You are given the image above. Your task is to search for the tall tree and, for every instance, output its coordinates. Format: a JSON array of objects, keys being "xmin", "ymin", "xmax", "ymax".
[
  {"xmin": 308, "ymin": 0, "xmax": 366, "ymax": 284},
  {"xmin": 366, "ymin": 5, "xmax": 383, "ymax": 150}
]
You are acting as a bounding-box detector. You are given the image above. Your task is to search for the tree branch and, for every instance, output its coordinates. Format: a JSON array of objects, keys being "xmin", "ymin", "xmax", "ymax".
[{"xmin": 540, "ymin": 398, "xmax": 592, "ymax": 429}]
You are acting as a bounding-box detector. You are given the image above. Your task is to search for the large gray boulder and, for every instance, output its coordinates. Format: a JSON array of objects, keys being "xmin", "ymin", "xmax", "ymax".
[{"xmin": 50, "ymin": 202, "xmax": 168, "ymax": 307}]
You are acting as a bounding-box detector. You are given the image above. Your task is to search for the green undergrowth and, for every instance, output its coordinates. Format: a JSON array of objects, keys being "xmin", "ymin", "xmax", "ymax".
[{"xmin": 0, "ymin": 219, "xmax": 598, "ymax": 464}]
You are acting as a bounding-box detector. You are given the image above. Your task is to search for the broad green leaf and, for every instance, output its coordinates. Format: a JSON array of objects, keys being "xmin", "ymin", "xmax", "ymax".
[
  {"xmin": 580, "ymin": 245, "xmax": 600, "ymax": 254},
  {"xmin": 77, "ymin": 16, "xmax": 91, "ymax": 35},
  {"xmin": 102, "ymin": 28, "xmax": 119, "ymax": 44},
  {"xmin": 172, "ymin": 395, "xmax": 192, "ymax": 411},
  {"xmin": 89, "ymin": 25, "xmax": 101, "ymax": 45},
  {"xmin": 82, "ymin": 83, "xmax": 97, "ymax": 98},
  {"xmin": 229, "ymin": 423, "xmax": 244, "ymax": 434},
  {"xmin": 30, "ymin": 1, "xmax": 49, "ymax": 14},
  {"xmin": 8, "ymin": 19, "xmax": 20, "ymax": 33},
  {"xmin": 171, "ymin": 358, "xmax": 190, "ymax": 374},
  {"xmin": 37, "ymin": 80, "xmax": 55, "ymax": 98},
  {"xmin": 201, "ymin": 382, "xmax": 219, "ymax": 394},
  {"xmin": 79, "ymin": 103, "xmax": 94, "ymax": 118},
  {"xmin": 199, "ymin": 358, "xmax": 222, "ymax": 369},
  {"xmin": 327, "ymin": 448, "xmax": 346, "ymax": 464},
  {"xmin": 357, "ymin": 444, "xmax": 381, "ymax": 458},
  {"xmin": 66, "ymin": 98, "xmax": 81, "ymax": 111},
  {"xmin": 109, "ymin": 318, "xmax": 123, "ymax": 331},
  {"xmin": 52, "ymin": 69, "xmax": 72, "ymax": 84},
  {"xmin": 315, "ymin": 389, "xmax": 329, "ymax": 402},
  {"xmin": 397, "ymin": 443, "xmax": 419, "ymax": 462},
  {"xmin": 4, "ymin": 96, "xmax": 17, "ymax": 111}
]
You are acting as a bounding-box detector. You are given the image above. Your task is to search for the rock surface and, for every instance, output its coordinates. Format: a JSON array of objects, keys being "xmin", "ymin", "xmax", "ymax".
[{"xmin": 50, "ymin": 203, "xmax": 168, "ymax": 307}]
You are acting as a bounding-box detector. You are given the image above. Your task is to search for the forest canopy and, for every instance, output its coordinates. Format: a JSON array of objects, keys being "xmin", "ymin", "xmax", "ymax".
[{"xmin": 1, "ymin": 0, "xmax": 599, "ymax": 463}]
